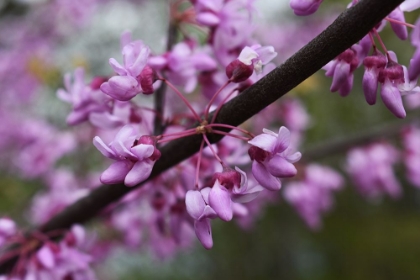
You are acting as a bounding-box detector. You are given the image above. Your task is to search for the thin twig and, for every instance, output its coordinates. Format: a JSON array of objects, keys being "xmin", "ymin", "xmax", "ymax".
[
  {"xmin": 303, "ymin": 110, "xmax": 420, "ymax": 162},
  {"xmin": 153, "ymin": 14, "xmax": 178, "ymax": 135}
]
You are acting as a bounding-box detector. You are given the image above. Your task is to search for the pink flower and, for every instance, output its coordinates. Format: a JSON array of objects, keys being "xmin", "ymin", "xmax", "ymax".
[
  {"xmin": 93, "ymin": 125, "xmax": 161, "ymax": 187},
  {"xmin": 101, "ymin": 34, "xmax": 156, "ymax": 101},
  {"xmin": 57, "ymin": 68, "xmax": 110, "ymax": 126},
  {"xmin": 248, "ymin": 126, "xmax": 301, "ymax": 191},
  {"xmin": 149, "ymin": 41, "xmax": 217, "ymax": 93},
  {"xmin": 284, "ymin": 164, "xmax": 343, "ymax": 230},
  {"xmin": 185, "ymin": 187, "xmax": 217, "ymax": 249},
  {"xmin": 346, "ymin": 143, "xmax": 402, "ymax": 200},
  {"xmin": 324, "ymin": 48, "xmax": 359, "ymax": 97},
  {"xmin": 226, "ymin": 45, "xmax": 277, "ymax": 82}
]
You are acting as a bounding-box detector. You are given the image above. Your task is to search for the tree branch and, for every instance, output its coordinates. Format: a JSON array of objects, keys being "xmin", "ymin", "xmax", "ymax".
[
  {"xmin": 153, "ymin": 14, "xmax": 178, "ymax": 135},
  {"xmin": 0, "ymin": 0, "xmax": 404, "ymax": 274},
  {"xmin": 303, "ymin": 110, "xmax": 420, "ymax": 162}
]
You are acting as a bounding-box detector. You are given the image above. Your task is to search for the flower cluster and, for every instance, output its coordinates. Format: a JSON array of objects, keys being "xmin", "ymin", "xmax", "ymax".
[{"xmin": 346, "ymin": 143, "xmax": 402, "ymax": 200}]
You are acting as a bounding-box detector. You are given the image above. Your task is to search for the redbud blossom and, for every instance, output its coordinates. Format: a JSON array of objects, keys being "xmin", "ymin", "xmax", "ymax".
[
  {"xmin": 226, "ymin": 45, "xmax": 277, "ymax": 82},
  {"xmin": 248, "ymin": 126, "xmax": 301, "ymax": 191},
  {"xmin": 101, "ymin": 39, "xmax": 154, "ymax": 101},
  {"xmin": 93, "ymin": 125, "xmax": 161, "ymax": 187}
]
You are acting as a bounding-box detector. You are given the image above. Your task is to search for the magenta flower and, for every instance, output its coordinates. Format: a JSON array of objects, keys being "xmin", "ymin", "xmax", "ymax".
[
  {"xmin": 185, "ymin": 187, "xmax": 217, "ymax": 249},
  {"xmin": 388, "ymin": 7, "xmax": 408, "ymax": 40},
  {"xmin": 101, "ymin": 37, "xmax": 156, "ymax": 101},
  {"xmin": 248, "ymin": 126, "xmax": 301, "ymax": 191},
  {"xmin": 362, "ymin": 50, "xmax": 387, "ymax": 105},
  {"xmin": 379, "ymin": 59, "xmax": 406, "ymax": 118},
  {"xmin": 346, "ymin": 143, "xmax": 402, "ymax": 200},
  {"xmin": 226, "ymin": 45, "xmax": 277, "ymax": 82},
  {"xmin": 148, "ymin": 41, "xmax": 217, "ymax": 93},
  {"xmin": 57, "ymin": 68, "xmax": 110, "ymax": 126},
  {"xmin": 284, "ymin": 164, "xmax": 343, "ymax": 230},
  {"xmin": 324, "ymin": 48, "xmax": 359, "ymax": 97},
  {"xmin": 93, "ymin": 125, "xmax": 161, "ymax": 187}
]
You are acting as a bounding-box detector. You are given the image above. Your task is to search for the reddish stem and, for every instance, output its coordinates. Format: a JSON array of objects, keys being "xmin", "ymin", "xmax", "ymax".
[
  {"xmin": 211, "ymin": 130, "xmax": 251, "ymax": 141},
  {"xmin": 372, "ymin": 28, "xmax": 389, "ymax": 58},
  {"xmin": 204, "ymin": 80, "xmax": 231, "ymax": 119},
  {"xmin": 162, "ymin": 78, "xmax": 201, "ymax": 121},
  {"xmin": 202, "ymin": 134, "xmax": 226, "ymax": 167},
  {"xmin": 194, "ymin": 140, "xmax": 205, "ymax": 189},
  {"xmin": 211, "ymin": 88, "xmax": 238, "ymax": 123},
  {"xmin": 385, "ymin": 17, "xmax": 415, "ymax": 28},
  {"xmin": 206, "ymin": 123, "xmax": 254, "ymax": 137}
]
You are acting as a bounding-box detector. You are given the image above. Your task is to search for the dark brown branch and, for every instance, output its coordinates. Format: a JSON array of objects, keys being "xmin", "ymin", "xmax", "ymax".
[
  {"xmin": 303, "ymin": 110, "xmax": 420, "ymax": 162},
  {"xmin": 0, "ymin": 0, "xmax": 404, "ymax": 274},
  {"xmin": 153, "ymin": 15, "xmax": 178, "ymax": 135}
]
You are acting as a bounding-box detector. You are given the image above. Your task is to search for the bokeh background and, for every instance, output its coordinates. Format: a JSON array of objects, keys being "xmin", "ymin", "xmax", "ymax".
[{"xmin": 1, "ymin": 0, "xmax": 420, "ymax": 279}]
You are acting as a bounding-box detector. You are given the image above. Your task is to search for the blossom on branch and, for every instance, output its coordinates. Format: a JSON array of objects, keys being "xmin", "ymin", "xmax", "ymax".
[
  {"xmin": 93, "ymin": 125, "xmax": 161, "ymax": 187},
  {"xmin": 248, "ymin": 126, "xmax": 301, "ymax": 191}
]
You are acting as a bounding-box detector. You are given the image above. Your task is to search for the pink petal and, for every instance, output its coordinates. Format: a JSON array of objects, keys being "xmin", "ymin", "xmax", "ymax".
[
  {"xmin": 248, "ymin": 133, "xmax": 277, "ymax": 153},
  {"xmin": 100, "ymin": 76, "xmax": 139, "ymax": 101},
  {"xmin": 274, "ymin": 126, "xmax": 290, "ymax": 153},
  {"xmin": 101, "ymin": 161, "xmax": 133, "ymax": 184},
  {"xmin": 388, "ymin": 7, "xmax": 408, "ymax": 40},
  {"xmin": 131, "ymin": 144, "xmax": 154, "ymax": 160},
  {"xmin": 185, "ymin": 190, "xmax": 206, "ymax": 220},
  {"xmin": 194, "ymin": 219, "xmax": 213, "ymax": 249},
  {"xmin": 252, "ymin": 161, "xmax": 281, "ymax": 191},
  {"xmin": 266, "ymin": 155, "xmax": 297, "ymax": 178},
  {"xmin": 208, "ymin": 180, "xmax": 233, "ymax": 221},
  {"xmin": 380, "ymin": 80, "xmax": 406, "ymax": 118},
  {"xmin": 109, "ymin": 58, "xmax": 127, "ymax": 76},
  {"xmin": 255, "ymin": 46, "xmax": 277, "ymax": 65},
  {"xmin": 196, "ymin": 12, "xmax": 220, "ymax": 26},
  {"xmin": 93, "ymin": 136, "xmax": 116, "ymax": 159},
  {"xmin": 37, "ymin": 246, "xmax": 55, "ymax": 269},
  {"xmin": 330, "ymin": 62, "xmax": 350, "ymax": 92},
  {"xmin": 124, "ymin": 160, "xmax": 154, "ymax": 187},
  {"xmin": 362, "ymin": 68, "xmax": 379, "ymax": 105}
]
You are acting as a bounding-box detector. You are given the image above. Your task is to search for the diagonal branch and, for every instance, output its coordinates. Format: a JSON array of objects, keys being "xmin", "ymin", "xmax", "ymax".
[
  {"xmin": 303, "ymin": 110, "xmax": 420, "ymax": 162},
  {"xmin": 0, "ymin": 0, "xmax": 404, "ymax": 274}
]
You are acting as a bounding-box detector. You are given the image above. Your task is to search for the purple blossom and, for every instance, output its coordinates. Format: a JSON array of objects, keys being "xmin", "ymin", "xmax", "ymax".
[
  {"xmin": 248, "ymin": 126, "xmax": 301, "ymax": 191},
  {"xmin": 93, "ymin": 125, "xmax": 161, "ymax": 187},
  {"xmin": 379, "ymin": 57, "xmax": 406, "ymax": 118},
  {"xmin": 101, "ymin": 35, "xmax": 155, "ymax": 101},
  {"xmin": 226, "ymin": 45, "xmax": 277, "ymax": 82},
  {"xmin": 346, "ymin": 143, "xmax": 402, "ymax": 200},
  {"xmin": 185, "ymin": 187, "xmax": 217, "ymax": 249},
  {"xmin": 324, "ymin": 48, "xmax": 359, "ymax": 97},
  {"xmin": 284, "ymin": 164, "xmax": 343, "ymax": 230},
  {"xmin": 149, "ymin": 41, "xmax": 217, "ymax": 93},
  {"xmin": 388, "ymin": 7, "xmax": 408, "ymax": 40},
  {"xmin": 57, "ymin": 68, "xmax": 110, "ymax": 126}
]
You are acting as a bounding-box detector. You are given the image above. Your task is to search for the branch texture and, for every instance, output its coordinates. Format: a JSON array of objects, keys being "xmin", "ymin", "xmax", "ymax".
[{"xmin": 0, "ymin": 0, "xmax": 405, "ymax": 274}]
